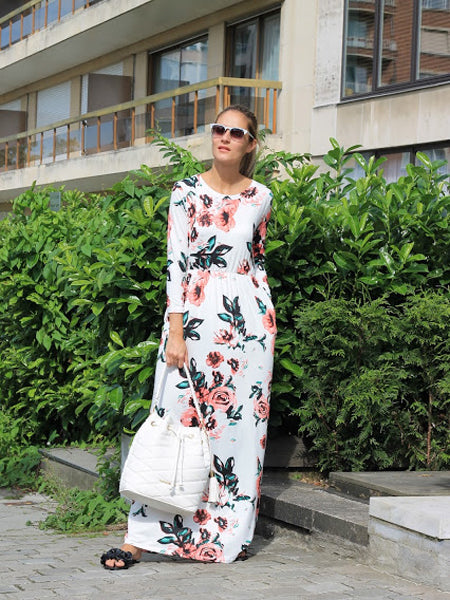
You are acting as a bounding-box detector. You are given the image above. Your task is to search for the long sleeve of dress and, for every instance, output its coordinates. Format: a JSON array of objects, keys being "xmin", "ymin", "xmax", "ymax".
[
  {"xmin": 251, "ymin": 192, "xmax": 273, "ymax": 295},
  {"xmin": 166, "ymin": 184, "xmax": 189, "ymax": 313}
]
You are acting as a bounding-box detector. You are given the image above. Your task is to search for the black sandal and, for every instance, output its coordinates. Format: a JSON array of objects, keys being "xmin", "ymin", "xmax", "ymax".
[{"xmin": 100, "ymin": 547, "xmax": 138, "ymax": 570}]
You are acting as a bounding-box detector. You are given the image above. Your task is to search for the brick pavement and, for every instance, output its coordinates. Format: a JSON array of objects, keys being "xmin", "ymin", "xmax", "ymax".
[{"xmin": 2, "ymin": 490, "xmax": 449, "ymax": 600}]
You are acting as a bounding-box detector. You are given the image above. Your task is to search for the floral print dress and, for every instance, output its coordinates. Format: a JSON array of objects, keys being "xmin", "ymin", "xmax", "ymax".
[{"xmin": 125, "ymin": 174, "xmax": 276, "ymax": 563}]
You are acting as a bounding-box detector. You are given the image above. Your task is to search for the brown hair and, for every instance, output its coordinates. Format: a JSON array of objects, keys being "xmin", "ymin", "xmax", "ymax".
[{"xmin": 215, "ymin": 104, "xmax": 258, "ymax": 179}]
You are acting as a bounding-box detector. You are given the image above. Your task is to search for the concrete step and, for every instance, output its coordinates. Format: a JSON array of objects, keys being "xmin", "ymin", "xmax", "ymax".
[
  {"xmin": 329, "ymin": 470, "xmax": 450, "ymax": 500},
  {"xmin": 39, "ymin": 446, "xmax": 368, "ymax": 547},
  {"xmin": 260, "ymin": 473, "xmax": 369, "ymax": 546},
  {"xmin": 39, "ymin": 447, "xmax": 113, "ymax": 491}
]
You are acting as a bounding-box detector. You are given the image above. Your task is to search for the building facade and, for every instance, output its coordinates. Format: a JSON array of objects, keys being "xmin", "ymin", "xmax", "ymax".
[{"xmin": 0, "ymin": 0, "xmax": 449, "ymax": 215}]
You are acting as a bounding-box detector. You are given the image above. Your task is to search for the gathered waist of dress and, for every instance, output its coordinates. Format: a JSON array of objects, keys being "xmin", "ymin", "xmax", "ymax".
[{"xmin": 185, "ymin": 268, "xmax": 258, "ymax": 280}]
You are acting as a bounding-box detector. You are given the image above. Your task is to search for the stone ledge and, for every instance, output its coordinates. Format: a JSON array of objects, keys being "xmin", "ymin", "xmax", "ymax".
[
  {"xmin": 261, "ymin": 476, "xmax": 369, "ymax": 546},
  {"xmin": 369, "ymin": 496, "xmax": 450, "ymax": 592},
  {"xmin": 370, "ymin": 496, "xmax": 450, "ymax": 539}
]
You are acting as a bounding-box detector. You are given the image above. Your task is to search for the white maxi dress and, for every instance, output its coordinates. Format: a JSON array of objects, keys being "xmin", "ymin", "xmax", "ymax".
[{"xmin": 125, "ymin": 174, "xmax": 276, "ymax": 563}]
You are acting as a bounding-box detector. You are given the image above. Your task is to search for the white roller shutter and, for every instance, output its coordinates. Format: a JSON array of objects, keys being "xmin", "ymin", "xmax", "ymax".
[{"xmin": 36, "ymin": 81, "xmax": 71, "ymax": 127}]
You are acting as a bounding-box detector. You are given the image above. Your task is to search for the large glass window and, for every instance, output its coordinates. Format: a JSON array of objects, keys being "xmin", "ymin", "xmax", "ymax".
[
  {"xmin": 227, "ymin": 10, "xmax": 280, "ymax": 129},
  {"xmin": 343, "ymin": 0, "xmax": 450, "ymax": 98},
  {"xmin": 81, "ymin": 62, "xmax": 133, "ymax": 153},
  {"xmin": 150, "ymin": 37, "xmax": 208, "ymax": 137},
  {"xmin": 348, "ymin": 143, "xmax": 449, "ymax": 182}
]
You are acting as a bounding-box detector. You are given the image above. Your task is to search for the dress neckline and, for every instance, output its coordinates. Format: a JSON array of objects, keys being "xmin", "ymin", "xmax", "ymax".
[{"xmin": 198, "ymin": 174, "xmax": 254, "ymax": 198}]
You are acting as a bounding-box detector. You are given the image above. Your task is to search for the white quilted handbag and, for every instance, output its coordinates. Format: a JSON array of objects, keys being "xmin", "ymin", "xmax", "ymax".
[{"xmin": 120, "ymin": 364, "xmax": 219, "ymax": 514}]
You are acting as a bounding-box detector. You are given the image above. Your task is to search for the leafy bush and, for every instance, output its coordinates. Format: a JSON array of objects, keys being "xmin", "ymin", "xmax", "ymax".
[{"xmin": 0, "ymin": 136, "xmax": 448, "ymax": 473}]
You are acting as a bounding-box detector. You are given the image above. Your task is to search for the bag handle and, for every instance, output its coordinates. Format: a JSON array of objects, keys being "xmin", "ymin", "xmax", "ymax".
[{"xmin": 152, "ymin": 363, "xmax": 207, "ymax": 431}]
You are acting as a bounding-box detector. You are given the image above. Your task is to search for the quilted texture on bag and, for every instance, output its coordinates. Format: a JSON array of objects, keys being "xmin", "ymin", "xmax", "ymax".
[{"xmin": 120, "ymin": 412, "xmax": 211, "ymax": 514}]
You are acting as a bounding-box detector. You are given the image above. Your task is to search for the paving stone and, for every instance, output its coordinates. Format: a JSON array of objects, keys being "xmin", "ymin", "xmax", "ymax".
[{"xmin": 2, "ymin": 491, "xmax": 450, "ymax": 600}]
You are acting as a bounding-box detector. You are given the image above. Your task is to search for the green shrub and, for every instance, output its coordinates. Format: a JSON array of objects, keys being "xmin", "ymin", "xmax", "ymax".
[{"xmin": 0, "ymin": 137, "xmax": 448, "ymax": 473}]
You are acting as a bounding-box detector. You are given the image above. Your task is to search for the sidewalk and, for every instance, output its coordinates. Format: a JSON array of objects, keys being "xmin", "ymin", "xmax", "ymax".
[{"xmin": 2, "ymin": 488, "xmax": 449, "ymax": 600}]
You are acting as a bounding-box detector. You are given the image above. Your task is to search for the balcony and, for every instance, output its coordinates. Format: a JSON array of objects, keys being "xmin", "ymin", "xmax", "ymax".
[
  {"xmin": 0, "ymin": 77, "xmax": 281, "ymax": 203},
  {"xmin": 0, "ymin": 0, "xmax": 244, "ymax": 96},
  {"xmin": 0, "ymin": 0, "xmax": 103, "ymax": 51}
]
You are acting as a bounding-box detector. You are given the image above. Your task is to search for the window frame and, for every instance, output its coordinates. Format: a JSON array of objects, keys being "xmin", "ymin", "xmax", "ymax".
[
  {"xmin": 349, "ymin": 140, "xmax": 450, "ymax": 182},
  {"xmin": 225, "ymin": 7, "xmax": 281, "ymax": 80},
  {"xmin": 148, "ymin": 33, "xmax": 209, "ymax": 95},
  {"xmin": 341, "ymin": 0, "xmax": 450, "ymax": 101}
]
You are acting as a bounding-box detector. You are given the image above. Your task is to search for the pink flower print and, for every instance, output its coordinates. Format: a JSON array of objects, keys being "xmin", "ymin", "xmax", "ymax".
[
  {"xmin": 180, "ymin": 405, "xmax": 200, "ymax": 427},
  {"xmin": 213, "ymin": 198, "xmax": 239, "ymax": 232},
  {"xmin": 241, "ymin": 186, "xmax": 263, "ymax": 206},
  {"xmin": 213, "ymin": 328, "xmax": 238, "ymax": 348},
  {"xmin": 186, "ymin": 271, "xmax": 210, "ymax": 306},
  {"xmin": 174, "ymin": 543, "xmax": 198, "ymax": 559},
  {"xmin": 260, "ymin": 434, "xmax": 266, "ymax": 449},
  {"xmin": 208, "ymin": 386, "xmax": 237, "ymax": 412},
  {"xmin": 193, "ymin": 543, "xmax": 224, "ymax": 563},
  {"xmin": 167, "ymin": 211, "xmax": 173, "ymax": 237},
  {"xmin": 200, "ymin": 193, "xmax": 213, "ymax": 208},
  {"xmin": 214, "ymin": 516, "xmax": 228, "ymax": 531},
  {"xmin": 237, "ymin": 260, "xmax": 250, "ymax": 274},
  {"xmin": 251, "ymin": 275, "xmax": 259, "ymax": 288},
  {"xmin": 206, "ymin": 351, "xmax": 224, "ymax": 368},
  {"xmin": 262, "ymin": 308, "xmax": 277, "ymax": 335},
  {"xmin": 193, "ymin": 509, "xmax": 211, "ymax": 525},
  {"xmin": 227, "ymin": 358, "xmax": 239, "ymax": 373},
  {"xmin": 254, "ymin": 395, "xmax": 270, "ymax": 423},
  {"xmin": 197, "ymin": 209, "xmax": 213, "ymax": 227}
]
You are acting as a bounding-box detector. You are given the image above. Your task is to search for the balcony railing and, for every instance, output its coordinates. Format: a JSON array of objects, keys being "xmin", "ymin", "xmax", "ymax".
[
  {"xmin": 0, "ymin": 77, "xmax": 281, "ymax": 173},
  {"xmin": 0, "ymin": 0, "xmax": 102, "ymax": 51}
]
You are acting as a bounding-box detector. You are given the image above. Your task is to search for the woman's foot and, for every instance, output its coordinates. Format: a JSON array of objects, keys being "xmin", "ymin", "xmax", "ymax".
[{"xmin": 101, "ymin": 544, "xmax": 142, "ymax": 570}]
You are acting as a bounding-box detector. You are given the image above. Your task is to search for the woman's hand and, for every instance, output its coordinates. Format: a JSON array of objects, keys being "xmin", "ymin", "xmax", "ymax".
[{"xmin": 166, "ymin": 313, "xmax": 188, "ymax": 369}]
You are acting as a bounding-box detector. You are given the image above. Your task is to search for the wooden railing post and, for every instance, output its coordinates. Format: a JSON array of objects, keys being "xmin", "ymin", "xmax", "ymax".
[
  {"xmin": 171, "ymin": 98, "xmax": 176, "ymax": 138},
  {"xmin": 131, "ymin": 107, "xmax": 135, "ymax": 145},
  {"xmin": 193, "ymin": 91, "xmax": 198, "ymax": 133},
  {"xmin": 97, "ymin": 116, "xmax": 101, "ymax": 152},
  {"xmin": 272, "ymin": 89, "xmax": 278, "ymax": 134},
  {"xmin": 52, "ymin": 128, "xmax": 56, "ymax": 162},
  {"xmin": 113, "ymin": 113, "xmax": 117, "ymax": 150},
  {"xmin": 81, "ymin": 120, "xmax": 85, "ymax": 155}
]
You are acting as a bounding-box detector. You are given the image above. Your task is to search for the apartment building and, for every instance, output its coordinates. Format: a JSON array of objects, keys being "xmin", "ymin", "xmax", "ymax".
[{"xmin": 0, "ymin": 0, "xmax": 449, "ymax": 216}]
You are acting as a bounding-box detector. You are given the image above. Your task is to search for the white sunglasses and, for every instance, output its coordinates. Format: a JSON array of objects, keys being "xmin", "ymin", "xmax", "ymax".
[{"xmin": 210, "ymin": 123, "xmax": 255, "ymax": 140}]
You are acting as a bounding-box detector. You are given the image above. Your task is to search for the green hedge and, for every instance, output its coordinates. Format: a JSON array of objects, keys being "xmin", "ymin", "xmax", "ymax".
[{"xmin": 0, "ymin": 137, "xmax": 448, "ymax": 471}]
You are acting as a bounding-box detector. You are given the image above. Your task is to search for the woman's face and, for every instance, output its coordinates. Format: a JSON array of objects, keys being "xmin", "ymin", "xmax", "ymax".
[{"xmin": 211, "ymin": 110, "xmax": 256, "ymax": 170}]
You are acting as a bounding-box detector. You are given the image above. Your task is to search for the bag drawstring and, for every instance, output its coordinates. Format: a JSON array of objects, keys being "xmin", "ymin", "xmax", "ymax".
[{"xmin": 171, "ymin": 435, "xmax": 184, "ymax": 494}]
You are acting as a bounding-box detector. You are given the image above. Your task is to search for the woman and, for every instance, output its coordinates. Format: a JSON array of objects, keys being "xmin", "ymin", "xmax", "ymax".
[{"xmin": 101, "ymin": 104, "xmax": 276, "ymax": 568}]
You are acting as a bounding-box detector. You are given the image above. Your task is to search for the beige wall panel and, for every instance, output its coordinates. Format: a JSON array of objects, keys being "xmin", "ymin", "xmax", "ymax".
[
  {"xmin": 417, "ymin": 85, "xmax": 450, "ymax": 144},
  {"xmin": 134, "ymin": 51, "xmax": 148, "ymax": 102},
  {"xmin": 207, "ymin": 24, "xmax": 225, "ymax": 79},
  {"xmin": 334, "ymin": 84, "xmax": 450, "ymax": 151},
  {"xmin": 70, "ymin": 77, "xmax": 81, "ymax": 118},
  {"xmin": 314, "ymin": 0, "xmax": 343, "ymax": 107},
  {"xmin": 310, "ymin": 104, "xmax": 338, "ymax": 156},
  {"xmin": 27, "ymin": 92, "xmax": 37, "ymax": 130},
  {"xmin": 278, "ymin": 0, "xmax": 317, "ymax": 152}
]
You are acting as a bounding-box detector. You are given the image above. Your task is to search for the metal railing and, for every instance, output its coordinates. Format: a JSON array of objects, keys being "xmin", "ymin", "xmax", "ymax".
[
  {"xmin": 0, "ymin": 77, "xmax": 281, "ymax": 173},
  {"xmin": 0, "ymin": 0, "xmax": 101, "ymax": 51}
]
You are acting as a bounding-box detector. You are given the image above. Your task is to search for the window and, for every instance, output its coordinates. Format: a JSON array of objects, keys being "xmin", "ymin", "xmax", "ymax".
[
  {"xmin": 348, "ymin": 143, "xmax": 449, "ymax": 182},
  {"xmin": 81, "ymin": 62, "xmax": 133, "ymax": 153},
  {"xmin": 343, "ymin": 0, "xmax": 450, "ymax": 98},
  {"xmin": 35, "ymin": 82, "xmax": 72, "ymax": 163},
  {"xmin": 226, "ymin": 9, "xmax": 280, "ymax": 130},
  {"xmin": 150, "ymin": 37, "xmax": 208, "ymax": 137}
]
